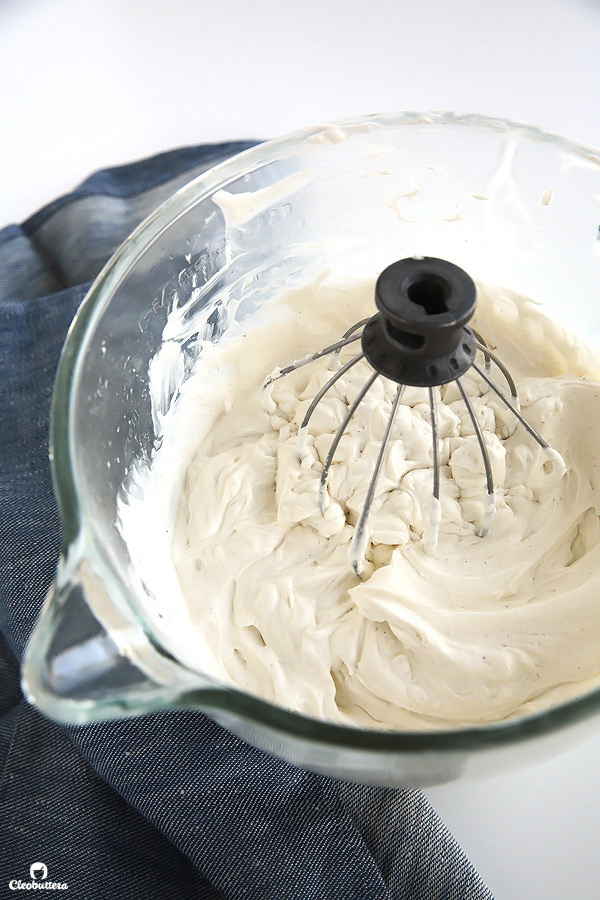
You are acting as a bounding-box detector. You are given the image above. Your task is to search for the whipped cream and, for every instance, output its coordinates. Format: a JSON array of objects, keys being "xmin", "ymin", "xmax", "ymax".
[{"xmin": 120, "ymin": 273, "xmax": 600, "ymax": 731}]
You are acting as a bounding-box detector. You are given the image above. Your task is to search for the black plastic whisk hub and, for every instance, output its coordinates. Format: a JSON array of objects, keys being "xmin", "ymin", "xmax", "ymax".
[{"xmin": 361, "ymin": 257, "xmax": 477, "ymax": 387}]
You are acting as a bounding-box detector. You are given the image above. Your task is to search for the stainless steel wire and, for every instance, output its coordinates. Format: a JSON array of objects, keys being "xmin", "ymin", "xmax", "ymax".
[
  {"xmin": 331, "ymin": 318, "xmax": 371, "ymax": 366},
  {"xmin": 350, "ymin": 384, "xmax": 405, "ymax": 576},
  {"xmin": 429, "ymin": 386, "xmax": 440, "ymax": 506},
  {"xmin": 474, "ymin": 342, "xmax": 519, "ymax": 407},
  {"xmin": 470, "ymin": 328, "xmax": 491, "ymax": 375},
  {"xmin": 298, "ymin": 353, "xmax": 365, "ymax": 459},
  {"xmin": 263, "ymin": 331, "xmax": 363, "ymax": 387},
  {"xmin": 319, "ymin": 370, "xmax": 379, "ymax": 513},
  {"xmin": 456, "ymin": 376, "xmax": 495, "ymax": 536},
  {"xmin": 472, "ymin": 362, "xmax": 546, "ymax": 449}
]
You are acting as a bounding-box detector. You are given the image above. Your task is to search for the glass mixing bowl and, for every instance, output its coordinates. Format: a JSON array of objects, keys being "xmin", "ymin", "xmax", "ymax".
[{"xmin": 22, "ymin": 112, "xmax": 600, "ymax": 787}]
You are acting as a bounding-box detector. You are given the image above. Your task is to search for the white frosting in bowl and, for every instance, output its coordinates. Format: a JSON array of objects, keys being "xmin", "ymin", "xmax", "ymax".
[{"xmin": 121, "ymin": 273, "xmax": 600, "ymax": 731}]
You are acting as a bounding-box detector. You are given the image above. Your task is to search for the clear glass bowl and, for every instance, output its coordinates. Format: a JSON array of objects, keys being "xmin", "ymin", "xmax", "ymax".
[{"xmin": 22, "ymin": 112, "xmax": 600, "ymax": 787}]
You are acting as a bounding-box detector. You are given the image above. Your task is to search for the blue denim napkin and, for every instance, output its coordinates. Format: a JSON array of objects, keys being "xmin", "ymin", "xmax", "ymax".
[{"xmin": 0, "ymin": 144, "xmax": 494, "ymax": 899}]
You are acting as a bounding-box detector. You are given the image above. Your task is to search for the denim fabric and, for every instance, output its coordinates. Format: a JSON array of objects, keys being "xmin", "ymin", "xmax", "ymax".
[{"xmin": 0, "ymin": 143, "xmax": 494, "ymax": 899}]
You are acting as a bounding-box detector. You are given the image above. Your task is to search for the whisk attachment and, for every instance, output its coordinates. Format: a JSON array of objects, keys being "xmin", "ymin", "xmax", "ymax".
[{"xmin": 264, "ymin": 258, "xmax": 565, "ymax": 576}]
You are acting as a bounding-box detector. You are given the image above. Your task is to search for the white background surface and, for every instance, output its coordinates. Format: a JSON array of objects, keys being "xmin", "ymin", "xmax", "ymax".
[{"xmin": 3, "ymin": 0, "xmax": 600, "ymax": 896}]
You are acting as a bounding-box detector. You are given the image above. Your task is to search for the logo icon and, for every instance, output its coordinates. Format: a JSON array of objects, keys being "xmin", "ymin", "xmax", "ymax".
[
  {"xmin": 30, "ymin": 863, "xmax": 48, "ymax": 881},
  {"xmin": 8, "ymin": 861, "xmax": 67, "ymax": 891}
]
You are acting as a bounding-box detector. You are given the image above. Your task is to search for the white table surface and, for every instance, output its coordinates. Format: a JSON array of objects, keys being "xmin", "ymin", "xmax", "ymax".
[{"xmin": 3, "ymin": 1, "xmax": 600, "ymax": 896}]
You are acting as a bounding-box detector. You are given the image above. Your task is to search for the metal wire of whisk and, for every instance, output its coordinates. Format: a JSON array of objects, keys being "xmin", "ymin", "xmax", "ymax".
[{"xmin": 265, "ymin": 258, "xmax": 565, "ymax": 577}]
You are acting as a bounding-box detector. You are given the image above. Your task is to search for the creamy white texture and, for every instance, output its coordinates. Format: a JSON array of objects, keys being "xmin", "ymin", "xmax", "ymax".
[{"xmin": 122, "ymin": 274, "xmax": 600, "ymax": 730}]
